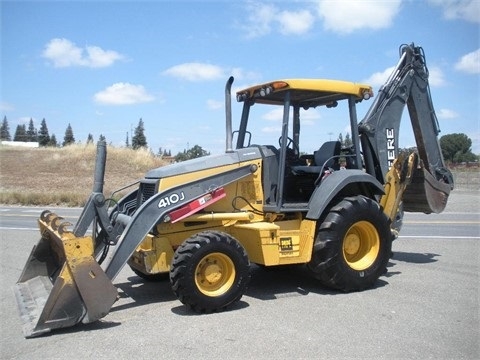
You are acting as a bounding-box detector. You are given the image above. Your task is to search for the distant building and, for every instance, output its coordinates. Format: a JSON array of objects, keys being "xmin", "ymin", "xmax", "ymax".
[{"xmin": 0, "ymin": 141, "xmax": 39, "ymax": 148}]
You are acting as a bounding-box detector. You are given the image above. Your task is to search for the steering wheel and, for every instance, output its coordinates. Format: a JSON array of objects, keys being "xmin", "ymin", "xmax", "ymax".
[{"xmin": 278, "ymin": 136, "xmax": 299, "ymax": 154}]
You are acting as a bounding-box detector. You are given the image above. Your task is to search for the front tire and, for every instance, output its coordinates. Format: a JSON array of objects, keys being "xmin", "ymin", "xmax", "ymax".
[
  {"xmin": 307, "ymin": 196, "xmax": 393, "ymax": 291},
  {"xmin": 170, "ymin": 231, "xmax": 250, "ymax": 313}
]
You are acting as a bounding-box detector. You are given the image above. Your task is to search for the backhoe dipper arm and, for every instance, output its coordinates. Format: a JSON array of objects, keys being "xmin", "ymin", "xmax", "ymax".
[{"xmin": 358, "ymin": 43, "xmax": 453, "ymax": 213}]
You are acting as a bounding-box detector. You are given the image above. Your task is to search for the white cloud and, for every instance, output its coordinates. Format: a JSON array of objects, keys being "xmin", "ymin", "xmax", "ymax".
[
  {"xmin": 162, "ymin": 63, "xmax": 225, "ymax": 81},
  {"xmin": 363, "ymin": 65, "xmax": 445, "ymax": 88},
  {"xmin": 42, "ymin": 38, "xmax": 83, "ymax": 67},
  {"xmin": 0, "ymin": 101, "xmax": 14, "ymax": 112},
  {"xmin": 261, "ymin": 108, "xmax": 319, "ymax": 129},
  {"xmin": 240, "ymin": 2, "xmax": 314, "ymax": 38},
  {"xmin": 262, "ymin": 126, "xmax": 282, "ymax": 133},
  {"xmin": 84, "ymin": 46, "xmax": 124, "ymax": 68},
  {"xmin": 263, "ymin": 108, "xmax": 284, "ymax": 121},
  {"xmin": 42, "ymin": 38, "xmax": 124, "ymax": 68},
  {"xmin": 428, "ymin": 0, "xmax": 480, "ymax": 23},
  {"xmin": 300, "ymin": 109, "xmax": 321, "ymax": 125},
  {"xmin": 231, "ymin": 68, "xmax": 262, "ymax": 82},
  {"xmin": 241, "ymin": 2, "xmax": 277, "ymax": 38},
  {"xmin": 362, "ymin": 66, "xmax": 396, "ymax": 87},
  {"xmin": 94, "ymin": 83, "xmax": 155, "ymax": 105},
  {"xmin": 316, "ymin": 0, "xmax": 401, "ymax": 34},
  {"xmin": 207, "ymin": 99, "xmax": 223, "ymax": 110},
  {"xmin": 241, "ymin": 1, "xmax": 401, "ymax": 38},
  {"xmin": 437, "ymin": 108, "xmax": 459, "ymax": 119},
  {"xmin": 454, "ymin": 49, "xmax": 480, "ymax": 74},
  {"xmin": 278, "ymin": 9, "xmax": 315, "ymax": 35},
  {"xmin": 428, "ymin": 66, "xmax": 446, "ymax": 87}
]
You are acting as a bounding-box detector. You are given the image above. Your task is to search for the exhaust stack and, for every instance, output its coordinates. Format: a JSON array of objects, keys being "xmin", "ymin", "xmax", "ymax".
[{"xmin": 225, "ymin": 76, "xmax": 234, "ymax": 153}]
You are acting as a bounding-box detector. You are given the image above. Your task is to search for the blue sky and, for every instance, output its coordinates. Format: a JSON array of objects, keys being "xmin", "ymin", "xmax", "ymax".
[{"xmin": 1, "ymin": 0, "xmax": 479, "ymax": 155}]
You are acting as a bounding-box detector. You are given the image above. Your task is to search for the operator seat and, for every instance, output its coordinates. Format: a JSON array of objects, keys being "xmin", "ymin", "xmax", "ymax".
[{"xmin": 291, "ymin": 141, "xmax": 341, "ymax": 175}]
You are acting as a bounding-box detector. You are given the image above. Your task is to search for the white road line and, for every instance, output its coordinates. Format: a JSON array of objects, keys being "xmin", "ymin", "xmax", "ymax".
[
  {"xmin": 399, "ymin": 235, "xmax": 479, "ymax": 239},
  {"xmin": 0, "ymin": 227, "xmax": 38, "ymax": 231}
]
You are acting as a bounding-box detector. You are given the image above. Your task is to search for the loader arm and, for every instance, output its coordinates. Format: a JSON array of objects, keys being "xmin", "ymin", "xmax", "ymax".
[
  {"xmin": 359, "ymin": 43, "xmax": 453, "ymax": 214},
  {"xmin": 103, "ymin": 163, "xmax": 257, "ymax": 280},
  {"xmin": 14, "ymin": 143, "xmax": 256, "ymax": 338}
]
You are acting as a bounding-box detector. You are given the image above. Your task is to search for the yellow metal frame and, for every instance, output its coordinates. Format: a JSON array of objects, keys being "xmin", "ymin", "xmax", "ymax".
[
  {"xmin": 130, "ymin": 153, "xmax": 319, "ymax": 274},
  {"xmin": 380, "ymin": 153, "xmax": 417, "ymax": 235},
  {"xmin": 195, "ymin": 252, "xmax": 236, "ymax": 297},
  {"xmin": 237, "ymin": 79, "xmax": 373, "ymax": 106},
  {"xmin": 342, "ymin": 220, "xmax": 380, "ymax": 271},
  {"xmin": 230, "ymin": 217, "xmax": 316, "ymax": 265}
]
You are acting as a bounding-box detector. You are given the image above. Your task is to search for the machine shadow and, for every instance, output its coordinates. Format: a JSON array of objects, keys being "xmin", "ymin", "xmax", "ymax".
[
  {"xmin": 384, "ymin": 251, "xmax": 440, "ymax": 278},
  {"xmin": 112, "ymin": 263, "xmax": 394, "ymax": 315},
  {"xmin": 112, "ymin": 276, "xmax": 177, "ymax": 313},
  {"xmin": 39, "ymin": 263, "xmax": 396, "ymax": 336},
  {"xmin": 111, "ymin": 252, "xmax": 434, "ymax": 312},
  {"xmin": 391, "ymin": 251, "xmax": 440, "ymax": 264},
  {"xmin": 245, "ymin": 264, "xmax": 339, "ymax": 300},
  {"xmin": 44, "ymin": 319, "xmax": 123, "ymax": 337}
]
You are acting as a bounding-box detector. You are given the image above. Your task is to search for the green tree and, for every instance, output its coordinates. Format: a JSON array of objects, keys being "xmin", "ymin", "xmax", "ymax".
[
  {"xmin": 338, "ymin": 132, "xmax": 352, "ymax": 148},
  {"xmin": 38, "ymin": 118, "xmax": 50, "ymax": 146},
  {"xmin": 63, "ymin": 123, "xmax": 75, "ymax": 146},
  {"xmin": 13, "ymin": 124, "xmax": 27, "ymax": 142},
  {"xmin": 1, "ymin": 116, "xmax": 11, "ymax": 140},
  {"xmin": 86, "ymin": 133, "xmax": 94, "ymax": 144},
  {"xmin": 49, "ymin": 134, "xmax": 58, "ymax": 147},
  {"xmin": 175, "ymin": 144, "xmax": 210, "ymax": 162},
  {"xmin": 26, "ymin": 118, "xmax": 37, "ymax": 142},
  {"xmin": 440, "ymin": 133, "xmax": 476, "ymax": 163},
  {"xmin": 398, "ymin": 146, "xmax": 418, "ymax": 158},
  {"xmin": 344, "ymin": 133, "xmax": 352, "ymax": 147},
  {"xmin": 132, "ymin": 118, "xmax": 147, "ymax": 149},
  {"xmin": 99, "ymin": 134, "xmax": 106, "ymax": 142}
]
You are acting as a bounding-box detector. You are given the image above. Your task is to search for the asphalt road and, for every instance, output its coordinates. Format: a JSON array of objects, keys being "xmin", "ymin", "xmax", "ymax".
[{"xmin": 0, "ymin": 191, "xmax": 478, "ymax": 359}]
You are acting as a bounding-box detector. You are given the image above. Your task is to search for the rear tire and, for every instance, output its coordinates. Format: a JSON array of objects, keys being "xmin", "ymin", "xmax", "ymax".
[
  {"xmin": 170, "ymin": 231, "xmax": 250, "ymax": 313},
  {"xmin": 307, "ymin": 195, "xmax": 393, "ymax": 291}
]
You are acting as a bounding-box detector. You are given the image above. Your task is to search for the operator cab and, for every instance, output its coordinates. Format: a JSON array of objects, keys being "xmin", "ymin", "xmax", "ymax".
[{"xmin": 234, "ymin": 79, "xmax": 373, "ymax": 212}]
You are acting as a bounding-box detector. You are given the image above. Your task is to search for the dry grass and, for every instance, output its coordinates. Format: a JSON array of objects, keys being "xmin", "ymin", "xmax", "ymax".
[
  {"xmin": 0, "ymin": 144, "xmax": 167, "ymax": 206},
  {"xmin": 450, "ymin": 167, "xmax": 480, "ymax": 191},
  {"xmin": 0, "ymin": 144, "xmax": 477, "ymax": 206}
]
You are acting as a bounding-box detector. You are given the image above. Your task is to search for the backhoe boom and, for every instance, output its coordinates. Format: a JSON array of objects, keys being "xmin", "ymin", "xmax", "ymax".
[{"xmin": 359, "ymin": 43, "xmax": 453, "ymax": 213}]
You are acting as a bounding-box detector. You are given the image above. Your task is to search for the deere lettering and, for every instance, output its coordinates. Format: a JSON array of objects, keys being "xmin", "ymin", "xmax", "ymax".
[{"xmin": 386, "ymin": 128, "xmax": 395, "ymax": 167}]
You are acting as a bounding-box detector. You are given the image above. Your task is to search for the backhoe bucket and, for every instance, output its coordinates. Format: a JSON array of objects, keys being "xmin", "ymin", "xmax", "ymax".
[
  {"xmin": 403, "ymin": 165, "xmax": 451, "ymax": 214},
  {"xmin": 14, "ymin": 211, "xmax": 118, "ymax": 338}
]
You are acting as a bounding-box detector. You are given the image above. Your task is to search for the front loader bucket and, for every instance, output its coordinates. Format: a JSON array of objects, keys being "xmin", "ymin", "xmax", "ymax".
[
  {"xmin": 13, "ymin": 211, "xmax": 118, "ymax": 338},
  {"xmin": 403, "ymin": 166, "xmax": 452, "ymax": 214}
]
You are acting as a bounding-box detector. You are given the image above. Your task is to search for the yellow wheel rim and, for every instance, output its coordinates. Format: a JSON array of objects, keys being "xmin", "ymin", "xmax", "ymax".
[
  {"xmin": 195, "ymin": 252, "xmax": 236, "ymax": 297},
  {"xmin": 342, "ymin": 221, "xmax": 380, "ymax": 271}
]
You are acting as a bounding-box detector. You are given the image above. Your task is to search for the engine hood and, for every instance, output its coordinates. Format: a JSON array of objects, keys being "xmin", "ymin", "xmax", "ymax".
[{"xmin": 145, "ymin": 147, "xmax": 263, "ymax": 179}]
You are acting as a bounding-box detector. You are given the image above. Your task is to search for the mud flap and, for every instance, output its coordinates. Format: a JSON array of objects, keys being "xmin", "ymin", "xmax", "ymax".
[
  {"xmin": 13, "ymin": 212, "xmax": 118, "ymax": 338},
  {"xmin": 402, "ymin": 166, "xmax": 451, "ymax": 214}
]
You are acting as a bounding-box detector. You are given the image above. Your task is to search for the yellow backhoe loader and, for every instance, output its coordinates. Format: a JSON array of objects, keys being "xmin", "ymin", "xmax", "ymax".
[{"xmin": 14, "ymin": 43, "xmax": 453, "ymax": 337}]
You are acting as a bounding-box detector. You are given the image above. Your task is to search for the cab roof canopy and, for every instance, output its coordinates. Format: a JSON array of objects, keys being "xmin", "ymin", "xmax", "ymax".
[{"xmin": 236, "ymin": 79, "xmax": 373, "ymax": 108}]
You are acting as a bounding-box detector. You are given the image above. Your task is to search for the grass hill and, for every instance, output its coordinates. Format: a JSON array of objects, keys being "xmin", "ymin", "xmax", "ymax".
[
  {"xmin": 0, "ymin": 144, "xmax": 167, "ymax": 206},
  {"xmin": 0, "ymin": 144, "xmax": 477, "ymax": 207}
]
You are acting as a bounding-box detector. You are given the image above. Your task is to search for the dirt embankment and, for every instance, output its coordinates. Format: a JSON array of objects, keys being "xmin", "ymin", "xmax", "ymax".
[
  {"xmin": 0, "ymin": 144, "xmax": 167, "ymax": 206},
  {"xmin": 0, "ymin": 144, "xmax": 477, "ymax": 206}
]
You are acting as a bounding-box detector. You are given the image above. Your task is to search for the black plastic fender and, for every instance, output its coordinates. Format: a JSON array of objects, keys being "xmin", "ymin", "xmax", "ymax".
[{"xmin": 306, "ymin": 170, "xmax": 385, "ymax": 220}]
